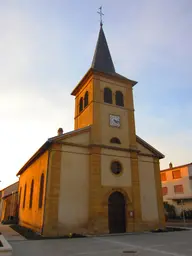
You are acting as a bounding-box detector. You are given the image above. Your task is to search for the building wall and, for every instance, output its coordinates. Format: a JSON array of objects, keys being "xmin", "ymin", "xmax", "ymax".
[
  {"xmin": 74, "ymin": 77, "xmax": 94, "ymax": 129},
  {"xmin": 88, "ymin": 146, "xmax": 136, "ymax": 234},
  {"xmin": 162, "ymin": 166, "xmax": 192, "ymax": 200},
  {"xmin": 91, "ymin": 75, "xmax": 135, "ymax": 148},
  {"xmin": 0, "ymin": 182, "xmax": 19, "ymax": 222},
  {"xmin": 138, "ymin": 156, "xmax": 159, "ymax": 224},
  {"xmin": 18, "ymin": 151, "xmax": 49, "ymax": 232},
  {"xmin": 101, "ymin": 148, "xmax": 131, "ymax": 187},
  {"xmin": 64, "ymin": 131, "xmax": 90, "ymax": 145},
  {"xmin": 161, "ymin": 165, "xmax": 192, "ymax": 215},
  {"xmin": 1, "ymin": 192, "xmax": 18, "ymax": 222},
  {"xmin": 0, "ymin": 192, "xmax": 2, "ymax": 220},
  {"xmin": 58, "ymin": 144, "xmax": 89, "ymax": 234},
  {"xmin": 1, "ymin": 182, "xmax": 18, "ymax": 198}
]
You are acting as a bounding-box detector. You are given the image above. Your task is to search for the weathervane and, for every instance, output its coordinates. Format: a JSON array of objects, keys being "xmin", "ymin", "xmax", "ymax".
[{"xmin": 97, "ymin": 6, "xmax": 104, "ymax": 26}]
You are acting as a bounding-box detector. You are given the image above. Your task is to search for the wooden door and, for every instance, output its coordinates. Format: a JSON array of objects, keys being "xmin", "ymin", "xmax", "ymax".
[{"xmin": 108, "ymin": 191, "xmax": 126, "ymax": 233}]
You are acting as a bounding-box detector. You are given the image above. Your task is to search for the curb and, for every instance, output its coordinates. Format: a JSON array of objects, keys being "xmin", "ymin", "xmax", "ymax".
[
  {"xmin": 0, "ymin": 235, "xmax": 13, "ymax": 255},
  {"xmin": 166, "ymin": 225, "xmax": 192, "ymax": 230}
]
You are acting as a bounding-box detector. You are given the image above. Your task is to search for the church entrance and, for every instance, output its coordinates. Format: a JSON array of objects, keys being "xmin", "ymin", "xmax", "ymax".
[{"xmin": 108, "ymin": 191, "xmax": 126, "ymax": 233}]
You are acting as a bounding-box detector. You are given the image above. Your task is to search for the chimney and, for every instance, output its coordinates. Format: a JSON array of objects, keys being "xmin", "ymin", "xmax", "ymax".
[
  {"xmin": 169, "ymin": 162, "xmax": 173, "ymax": 169},
  {"xmin": 57, "ymin": 128, "xmax": 63, "ymax": 136}
]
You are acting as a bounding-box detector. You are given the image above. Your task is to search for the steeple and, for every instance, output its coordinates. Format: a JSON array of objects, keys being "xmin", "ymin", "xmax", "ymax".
[{"xmin": 91, "ymin": 25, "xmax": 116, "ymax": 74}]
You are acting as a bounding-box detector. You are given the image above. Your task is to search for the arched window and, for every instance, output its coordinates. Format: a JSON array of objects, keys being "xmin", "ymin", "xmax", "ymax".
[
  {"xmin": 39, "ymin": 173, "xmax": 44, "ymax": 209},
  {"xmin": 79, "ymin": 97, "xmax": 83, "ymax": 112},
  {"xmin": 115, "ymin": 91, "xmax": 124, "ymax": 107},
  {"xmin": 104, "ymin": 88, "xmax": 112, "ymax": 104},
  {"xmin": 29, "ymin": 180, "xmax": 34, "ymax": 209},
  {"xmin": 110, "ymin": 137, "xmax": 121, "ymax": 144},
  {"xmin": 84, "ymin": 91, "xmax": 88, "ymax": 108},
  {"xmin": 23, "ymin": 184, "xmax": 27, "ymax": 209},
  {"xmin": 19, "ymin": 187, "xmax": 22, "ymax": 207}
]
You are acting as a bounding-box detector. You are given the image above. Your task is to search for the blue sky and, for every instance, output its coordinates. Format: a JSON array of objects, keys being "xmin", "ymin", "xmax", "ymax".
[{"xmin": 0, "ymin": 0, "xmax": 192, "ymax": 189}]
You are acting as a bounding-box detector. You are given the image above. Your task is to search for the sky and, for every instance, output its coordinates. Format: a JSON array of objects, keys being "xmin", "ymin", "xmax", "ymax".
[{"xmin": 0, "ymin": 0, "xmax": 192, "ymax": 189}]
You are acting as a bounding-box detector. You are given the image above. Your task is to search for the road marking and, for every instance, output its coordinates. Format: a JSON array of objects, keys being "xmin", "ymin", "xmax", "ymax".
[
  {"xmin": 94, "ymin": 237, "xmax": 187, "ymax": 256},
  {"xmin": 149, "ymin": 244, "xmax": 165, "ymax": 248}
]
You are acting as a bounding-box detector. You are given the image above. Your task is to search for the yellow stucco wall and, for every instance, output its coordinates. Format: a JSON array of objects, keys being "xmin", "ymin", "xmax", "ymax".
[
  {"xmin": 137, "ymin": 142, "xmax": 152, "ymax": 155},
  {"xmin": 138, "ymin": 156, "xmax": 159, "ymax": 222},
  {"xmin": 18, "ymin": 151, "xmax": 48, "ymax": 232},
  {"xmin": 64, "ymin": 131, "xmax": 90, "ymax": 145},
  {"xmin": 74, "ymin": 78, "xmax": 94, "ymax": 129},
  {"xmin": 91, "ymin": 76, "xmax": 134, "ymax": 147},
  {"xmin": 58, "ymin": 144, "xmax": 89, "ymax": 234},
  {"xmin": 101, "ymin": 148, "xmax": 132, "ymax": 187}
]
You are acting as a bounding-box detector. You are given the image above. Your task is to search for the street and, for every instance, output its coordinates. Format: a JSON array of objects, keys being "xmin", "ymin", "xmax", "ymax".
[{"xmin": 10, "ymin": 230, "xmax": 192, "ymax": 256}]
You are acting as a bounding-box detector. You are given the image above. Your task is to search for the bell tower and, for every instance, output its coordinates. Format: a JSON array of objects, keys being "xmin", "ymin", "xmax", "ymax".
[{"xmin": 71, "ymin": 23, "xmax": 137, "ymax": 149}]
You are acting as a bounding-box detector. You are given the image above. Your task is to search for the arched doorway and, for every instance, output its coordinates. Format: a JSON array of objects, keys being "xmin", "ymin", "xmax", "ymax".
[{"xmin": 108, "ymin": 191, "xmax": 126, "ymax": 233}]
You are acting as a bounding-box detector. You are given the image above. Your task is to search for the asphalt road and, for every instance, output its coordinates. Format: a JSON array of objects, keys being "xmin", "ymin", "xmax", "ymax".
[{"xmin": 10, "ymin": 230, "xmax": 192, "ymax": 256}]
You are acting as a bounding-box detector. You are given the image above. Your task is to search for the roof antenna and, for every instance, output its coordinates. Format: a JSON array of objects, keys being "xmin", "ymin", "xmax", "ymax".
[{"xmin": 97, "ymin": 6, "xmax": 104, "ymax": 27}]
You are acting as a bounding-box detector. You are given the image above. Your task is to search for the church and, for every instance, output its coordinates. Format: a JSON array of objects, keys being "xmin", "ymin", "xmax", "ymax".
[{"xmin": 16, "ymin": 22, "xmax": 165, "ymax": 236}]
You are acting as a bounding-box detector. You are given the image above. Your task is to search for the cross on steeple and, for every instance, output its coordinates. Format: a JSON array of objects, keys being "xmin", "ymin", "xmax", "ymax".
[{"xmin": 97, "ymin": 6, "xmax": 104, "ymax": 26}]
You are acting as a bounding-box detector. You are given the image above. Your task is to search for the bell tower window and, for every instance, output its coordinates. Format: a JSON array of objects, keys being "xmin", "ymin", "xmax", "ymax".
[
  {"xmin": 115, "ymin": 91, "xmax": 124, "ymax": 107},
  {"xmin": 104, "ymin": 87, "xmax": 112, "ymax": 104}
]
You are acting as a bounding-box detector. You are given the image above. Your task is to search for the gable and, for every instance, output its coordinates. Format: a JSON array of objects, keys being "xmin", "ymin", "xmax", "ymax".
[
  {"xmin": 61, "ymin": 130, "xmax": 90, "ymax": 146},
  {"xmin": 137, "ymin": 141, "xmax": 153, "ymax": 155},
  {"xmin": 136, "ymin": 135, "xmax": 164, "ymax": 159}
]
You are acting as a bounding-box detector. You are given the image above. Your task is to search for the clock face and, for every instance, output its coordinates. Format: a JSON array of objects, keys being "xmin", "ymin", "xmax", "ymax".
[{"xmin": 109, "ymin": 114, "xmax": 120, "ymax": 127}]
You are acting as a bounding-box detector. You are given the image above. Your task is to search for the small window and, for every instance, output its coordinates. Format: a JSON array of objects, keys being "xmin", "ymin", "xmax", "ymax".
[
  {"xmin": 162, "ymin": 187, "xmax": 168, "ymax": 196},
  {"xmin": 84, "ymin": 91, "xmax": 88, "ymax": 108},
  {"xmin": 161, "ymin": 172, "xmax": 167, "ymax": 181},
  {"xmin": 23, "ymin": 184, "xmax": 27, "ymax": 209},
  {"xmin": 111, "ymin": 161, "xmax": 122, "ymax": 175},
  {"xmin": 104, "ymin": 88, "xmax": 112, "ymax": 104},
  {"xmin": 79, "ymin": 97, "xmax": 83, "ymax": 112},
  {"xmin": 110, "ymin": 137, "xmax": 121, "ymax": 144},
  {"xmin": 172, "ymin": 170, "xmax": 181, "ymax": 179},
  {"xmin": 115, "ymin": 91, "xmax": 124, "ymax": 106},
  {"xmin": 174, "ymin": 184, "xmax": 183, "ymax": 194},
  {"xmin": 29, "ymin": 180, "xmax": 34, "ymax": 209},
  {"xmin": 39, "ymin": 173, "xmax": 44, "ymax": 209}
]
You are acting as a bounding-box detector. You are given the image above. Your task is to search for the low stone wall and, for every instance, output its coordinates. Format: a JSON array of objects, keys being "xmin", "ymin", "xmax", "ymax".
[{"xmin": 0, "ymin": 235, "xmax": 12, "ymax": 256}]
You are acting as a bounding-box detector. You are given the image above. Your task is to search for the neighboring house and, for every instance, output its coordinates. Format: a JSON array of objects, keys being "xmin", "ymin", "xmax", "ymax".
[
  {"xmin": 0, "ymin": 181, "xmax": 19, "ymax": 222},
  {"xmin": 161, "ymin": 162, "xmax": 192, "ymax": 215}
]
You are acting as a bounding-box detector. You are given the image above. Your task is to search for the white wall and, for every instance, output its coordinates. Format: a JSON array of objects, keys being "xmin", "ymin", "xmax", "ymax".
[
  {"xmin": 162, "ymin": 166, "xmax": 192, "ymax": 201},
  {"xmin": 139, "ymin": 156, "xmax": 159, "ymax": 222},
  {"xmin": 58, "ymin": 145, "xmax": 89, "ymax": 231}
]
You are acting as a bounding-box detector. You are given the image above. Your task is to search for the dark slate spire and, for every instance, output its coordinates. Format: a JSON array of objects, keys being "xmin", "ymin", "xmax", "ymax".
[{"xmin": 91, "ymin": 25, "xmax": 115, "ymax": 74}]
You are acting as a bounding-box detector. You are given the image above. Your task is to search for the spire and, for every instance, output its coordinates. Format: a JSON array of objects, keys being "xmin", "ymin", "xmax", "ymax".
[{"xmin": 91, "ymin": 25, "xmax": 116, "ymax": 74}]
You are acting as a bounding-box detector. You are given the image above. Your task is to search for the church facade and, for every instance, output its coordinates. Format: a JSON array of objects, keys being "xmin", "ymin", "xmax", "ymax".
[{"xmin": 17, "ymin": 24, "xmax": 165, "ymax": 236}]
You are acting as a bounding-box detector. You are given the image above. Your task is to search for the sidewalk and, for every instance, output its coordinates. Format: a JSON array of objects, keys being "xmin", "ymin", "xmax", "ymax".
[
  {"xmin": 167, "ymin": 221, "xmax": 192, "ymax": 226},
  {"xmin": 0, "ymin": 224, "xmax": 26, "ymax": 241}
]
